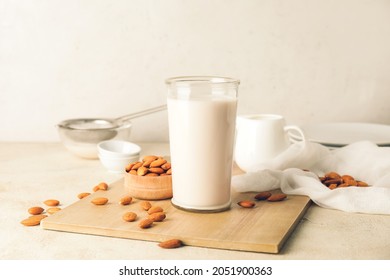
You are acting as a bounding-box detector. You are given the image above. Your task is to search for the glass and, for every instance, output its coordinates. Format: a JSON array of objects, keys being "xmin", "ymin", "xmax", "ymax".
[{"xmin": 166, "ymin": 76, "xmax": 240, "ymax": 212}]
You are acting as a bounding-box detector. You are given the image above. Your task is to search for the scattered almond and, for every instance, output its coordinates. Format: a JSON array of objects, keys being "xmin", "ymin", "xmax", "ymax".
[
  {"xmin": 78, "ymin": 192, "xmax": 91, "ymax": 199},
  {"xmin": 44, "ymin": 199, "xmax": 60, "ymax": 206},
  {"xmin": 122, "ymin": 212, "xmax": 137, "ymax": 222},
  {"xmin": 119, "ymin": 196, "xmax": 133, "ymax": 205},
  {"xmin": 138, "ymin": 218, "xmax": 154, "ymax": 229},
  {"xmin": 21, "ymin": 214, "xmax": 48, "ymax": 226},
  {"xmin": 93, "ymin": 182, "xmax": 108, "ymax": 192},
  {"xmin": 237, "ymin": 200, "xmax": 255, "ymax": 208},
  {"xmin": 148, "ymin": 212, "xmax": 166, "ymax": 222},
  {"xmin": 158, "ymin": 239, "xmax": 183, "ymax": 249},
  {"xmin": 267, "ymin": 193, "xmax": 287, "ymax": 202},
  {"xmin": 47, "ymin": 207, "xmax": 61, "ymax": 214},
  {"xmin": 28, "ymin": 206, "xmax": 44, "ymax": 215},
  {"xmin": 254, "ymin": 192, "xmax": 272, "ymax": 201},
  {"xmin": 91, "ymin": 197, "xmax": 108, "ymax": 205},
  {"xmin": 140, "ymin": 201, "xmax": 152, "ymax": 211},
  {"xmin": 147, "ymin": 206, "xmax": 163, "ymax": 215}
]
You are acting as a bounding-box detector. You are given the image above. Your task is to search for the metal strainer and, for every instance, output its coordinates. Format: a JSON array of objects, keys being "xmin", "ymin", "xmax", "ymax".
[{"xmin": 57, "ymin": 104, "xmax": 167, "ymax": 158}]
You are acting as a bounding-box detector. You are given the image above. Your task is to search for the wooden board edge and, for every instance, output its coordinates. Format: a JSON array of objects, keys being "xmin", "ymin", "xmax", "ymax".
[
  {"xmin": 41, "ymin": 219, "xmax": 281, "ymax": 254},
  {"xmin": 275, "ymin": 199, "xmax": 312, "ymax": 253}
]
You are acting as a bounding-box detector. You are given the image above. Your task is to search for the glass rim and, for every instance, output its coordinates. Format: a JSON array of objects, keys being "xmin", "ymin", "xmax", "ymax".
[{"xmin": 165, "ymin": 76, "xmax": 240, "ymax": 85}]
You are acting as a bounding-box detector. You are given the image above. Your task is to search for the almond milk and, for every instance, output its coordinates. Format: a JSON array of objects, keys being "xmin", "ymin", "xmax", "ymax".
[{"xmin": 167, "ymin": 95, "xmax": 237, "ymax": 211}]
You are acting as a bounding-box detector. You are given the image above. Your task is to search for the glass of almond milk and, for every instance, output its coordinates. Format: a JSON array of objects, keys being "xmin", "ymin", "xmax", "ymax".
[{"xmin": 166, "ymin": 76, "xmax": 240, "ymax": 212}]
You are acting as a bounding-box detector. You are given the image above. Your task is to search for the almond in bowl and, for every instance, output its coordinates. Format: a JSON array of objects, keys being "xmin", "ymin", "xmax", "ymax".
[{"xmin": 124, "ymin": 155, "xmax": 172, "ymax": 200}]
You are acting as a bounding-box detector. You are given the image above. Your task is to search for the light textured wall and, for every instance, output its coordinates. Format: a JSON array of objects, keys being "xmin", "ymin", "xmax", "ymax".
[{"xmin": 1, "ymin": 0, "xmax": 390, "ymax": 142}]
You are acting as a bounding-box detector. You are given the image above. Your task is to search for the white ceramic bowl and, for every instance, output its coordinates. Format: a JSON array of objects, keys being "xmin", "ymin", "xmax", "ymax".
[
  {"xmin": 98, "ymin": 153, "xmax": 140, "ymax": 173},
  {"xmin": 97, "ymin": 140, "xmax": 141, "ymax": 158}
]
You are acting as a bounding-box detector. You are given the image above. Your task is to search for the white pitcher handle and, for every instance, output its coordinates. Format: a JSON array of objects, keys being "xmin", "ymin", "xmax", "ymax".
[{"xmin": 284, "ymin": 125, "xmax": 306, "ymax": 142}]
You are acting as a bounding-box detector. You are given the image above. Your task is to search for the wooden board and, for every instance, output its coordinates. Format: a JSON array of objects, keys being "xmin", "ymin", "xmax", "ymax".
[{"xmin": 41, "ymin": 177, "xmax": 311, "ymax": 254}]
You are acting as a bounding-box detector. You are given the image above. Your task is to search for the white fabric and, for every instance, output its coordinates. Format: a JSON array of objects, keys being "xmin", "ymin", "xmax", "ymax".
[{"xmin": 232, "ymin": 141, "xmax": 390, "ymax": 214}]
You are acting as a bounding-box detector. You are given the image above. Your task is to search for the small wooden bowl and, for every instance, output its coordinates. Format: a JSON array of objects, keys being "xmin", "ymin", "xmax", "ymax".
[{"xmin": 124, "ymin": 173, "xmax": 172, "ymax": 200}]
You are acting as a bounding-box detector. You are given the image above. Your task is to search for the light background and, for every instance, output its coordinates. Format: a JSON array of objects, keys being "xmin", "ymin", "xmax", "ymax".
[{"xmin": 1, "ymin": 0, "xmax": 389, "ymax": 142}]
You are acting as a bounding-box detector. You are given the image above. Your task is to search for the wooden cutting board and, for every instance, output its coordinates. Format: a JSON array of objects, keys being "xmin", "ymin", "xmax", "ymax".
[{"xmin": 41, "ymin": 174, "xmax": 311, "ymax": 254}]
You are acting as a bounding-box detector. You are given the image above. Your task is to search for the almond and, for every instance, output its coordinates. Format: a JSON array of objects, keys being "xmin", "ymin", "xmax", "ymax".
[
  {"xmin": 47, "ymin": 207, "xmax": 61, "ymax": 214},
  {"xmin": 325, "ymin": 172, "xmax": 341, "ymax": 179},
  {"xmin": 328, "ymin": 183, "xmax": 338, "ymax": 190},
  {"xmin": 148, "ymin": 212, "xmax": 166, "ymax": 222},
  {"xmin": 119, "ymin": 196, "xmax": 133, "ymax": 205},
  {"xmin": 237, "ymin": 200, "xmax": 255, "ymax": 208},
  {"xmin": 131, "ymin": 162, "xmax": 143, "ymax": 170},
  {"xmin": 323, "ymin": 178, "xmax": 343, "ymax": 186},
  {"xmin": 147, "ymin": 206, "xmax": 164, "ymax": 215},
  {"xmin": 158, "ymin": 239, "xmax": 183, "ymax": 249},
  {"xmin": 91, "ymin": 197, "xmax": 108, "ymax": 205},
  {"xmin": 267, "ymin": 193, "xmax": 287, "ymax": 202},
  {"xmin": 344, "ymin": 178, "xmax": 357, "ymax": 186},
  {"xmin": 142, "ymin": 155, "xmax": 159, "ymax": 162},
  {"xmin": 21, "ymin": 218, "xmax": 40, "ymax": 226},
  {"xmin": 78, "ymin": 192, "xmax": 91, "ymax": 199},
  {"xmin": 93, "ymin": 182, "xmax": 108, "ymax": 192},
  {"xmin": 137, "ymin": 166, "xmax": 149, "ymax": 176},
  {"xmin": 357, "ymin": 181, "xmax": 369, "ymax": 187},
  {"xmin": 129, "ymin": 170, "xmax": 137, "ymax": 175},
  {"xmin": 21, "ymin": 214, "xmax": 48, "ymax": 226},
  {"xmin": 122, "ymin": 212, "xmax": 137, "ymax": 222},
  {"xmin": 254, "ymin": 192, "xmax": 272, "ymax": 201},
  {"xmin": 149, "ymin": 167, "xmax": 165, "ymax": 174},
  {"xmin": 142, "ymin": 159, "xmax": 154, "ymax": 168},
  {"xmin": 150, "ymin": 158, "xmax": 167, "ymax": 168},
  {"xmin": 161, "ymin": 162, "xmax": 171, "ymax": 170},
  {"xmin": 140, "ymin": 201, "xmax": 152, "ymax": 211},
  {"xmin": 166, "ymin": 169, "xmax": 172, "ymax": 175},
  {"xmin": 28, "ymin": 206, "xmax": 44, "ymax": 215},
  {"xmin": 125, "ymin": 163, "xmax": 135, "ymax": 172},
  {"xmin": 44, "ymin": 199, "xmax": 60, "ymax": 206},
  {"xmin": 341, "ymin": 174, "xmax": 355, "ymax": 182},
  {"xmin": 139, "ymin": 218, "xmax": 154, "ymax": 229}
]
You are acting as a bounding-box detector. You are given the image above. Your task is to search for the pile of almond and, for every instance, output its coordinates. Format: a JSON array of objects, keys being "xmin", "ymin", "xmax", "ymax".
[
  {"xmin": 319, "ymin": 171, "xmax": 370, "ymax": 190},
  {"xmin": 125, "ymin": 155, "xmax": 172, "ymax": 177}
]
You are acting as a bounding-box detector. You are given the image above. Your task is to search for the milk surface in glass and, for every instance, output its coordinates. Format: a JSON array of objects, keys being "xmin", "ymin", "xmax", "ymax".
[{"xmin": 167, "ymin": 92, "xmax": 237, "ymax": 212}]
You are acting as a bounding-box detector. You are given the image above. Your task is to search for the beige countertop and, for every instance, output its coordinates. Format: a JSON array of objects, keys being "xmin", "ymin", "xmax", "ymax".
[{"xmin": 1, "ymin": 142, "xmax": 389, "ymax": 260}]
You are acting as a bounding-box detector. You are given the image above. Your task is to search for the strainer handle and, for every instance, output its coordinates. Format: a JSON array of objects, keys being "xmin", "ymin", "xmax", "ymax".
[{"xmin": 115, "ymin": 104, "xmax": 167, "ymax": 122}]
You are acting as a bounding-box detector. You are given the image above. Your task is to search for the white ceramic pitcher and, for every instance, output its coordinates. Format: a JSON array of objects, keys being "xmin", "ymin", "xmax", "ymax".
[{"xmin": 234, "ymin": 114, "xmax": 305, "ymax": 172}]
